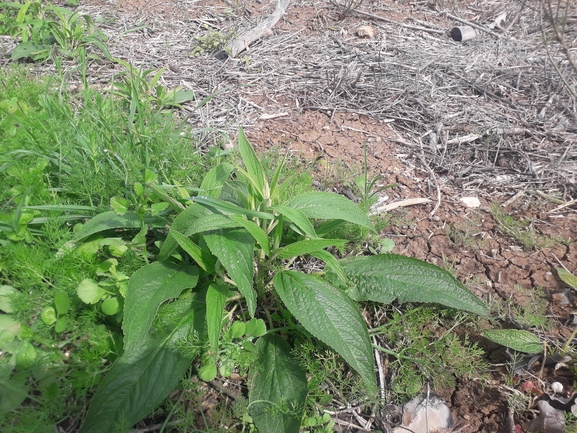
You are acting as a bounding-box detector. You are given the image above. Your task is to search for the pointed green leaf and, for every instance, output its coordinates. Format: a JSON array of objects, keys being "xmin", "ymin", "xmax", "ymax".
[
  {"xmin": 77, "ymin": 279, "xmax": 106, "ymax": 304},
  {"xmin": 148, "ymin": 184, "xmax": 186, "ymax": 212},
  {"xmin": 340, "ymin": 255, "xmax": 488, "ymax": 316},
  {"xmin": 186, "ymin": 213, "xmax": 243, "ymax": 235},
  {"xmin": 157, "ymin": 204, "xmax": 212, "ymax": 261},
  {"xmin": 274, "ymin": 239, "xmax": 345, "ymax": 260},
  {"xmin": 73, "ymin": 211, "xmax": 168, "ymax": 242},
  {"xmin": 123, "ymin": 262, "xmax": 199, "ymax": 351},
  {"xmin": 238, "ymin": 127, "xmax": 269, "ymax": 198},
  {"xmin": 205, "ymin": 228, "xmax": 256, "ymax": 317},
  {"xmin": 229, "ymin": 215, "xmax": 271, "ymax": 256},
  {"xmin": 200, "ymin": 163, "xmax": 234, "ymax": 198},
  {"xmin": 271, "ymin": 205, "xmax": 318, "ymax": 238},
  {"xmin": 206, "ymin": 283, "xmax": 229, "ymax": 356},
  {"xmin": 273, "ymin": 271, "xmax": 376, "ymax": 395},
  {"xmin": 311, "ymin": 250, "xmax": 348, "ymax": 283},
  {"xmin": 170, "ymin": 231, "xmax": 215, "ymax": 273},
  {"xmin": 482, "ymin": 329, "xmax": 542, "ymax": 354},
  {"xmin": 192, "ymin": 196, "xmax": 274, "ymax": 220},
  {"xmin": 557, "ymin": 268, "xmax": 577, "ymax": 289},
  {"xmin": 249, "ymin": 334, "xmax": 307, "ymax": 433},
  {"xmin": 0, "ymin": 375, "xmax": 29, "ymax": 417},
  {"xmin": 78, "ymin": 302, "xmax": 205, "ymax": 433},
  {"xmin": 284, "ymin": 192, "xmax": 374, "ymax": 231}
]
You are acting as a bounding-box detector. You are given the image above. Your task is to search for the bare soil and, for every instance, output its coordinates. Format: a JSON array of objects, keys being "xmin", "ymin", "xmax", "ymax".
[{"xmin": 5, "ymin": 0, "xmax": 577, "ymax": 431}]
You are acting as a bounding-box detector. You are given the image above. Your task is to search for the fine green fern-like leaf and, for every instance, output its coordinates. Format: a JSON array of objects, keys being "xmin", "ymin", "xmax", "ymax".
[
  {"xmin": 273, "ymin": 271, "xmax": 377, "ymax": 395},
  {"xmin": 339, "ymin": 254, "xmax": 488, "ymax": 316}
]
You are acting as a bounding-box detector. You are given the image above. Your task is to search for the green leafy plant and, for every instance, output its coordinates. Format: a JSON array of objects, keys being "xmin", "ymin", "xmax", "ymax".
[
  {"xmin": 3, "ymin": 1, "xmax": 109, "ymax": 61},
  {"xmin": 76, "ymin": 128, "xmax": 488, "ymax": 433},
  {"xmin": 111, "ymin": 59, "xmax": 195, "ymax": 119}
]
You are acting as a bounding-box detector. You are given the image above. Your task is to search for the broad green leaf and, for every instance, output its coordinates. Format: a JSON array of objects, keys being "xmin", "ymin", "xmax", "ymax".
[
  {"xmin": 15, "ymin": 340, "xmax": 36, "ymax": 368},
  {"xmin": 238, "ymin": 127, "xmax": 269, "ymax": 199},
  {"xmin": 198, "ymin": 363, "xmax": 218, "ymax": 382},
  {"xmin": 157, "ymin": 204, "xmax": 212, "ymax": 261},
  {"xmin": 482, "ymin": 329, "xmax": 542, "ymax": 354},
  {"xmin": 273, "ymin": 271, "xmax": 376, "ymax": 395},
  {"xmin": 557, "ymin": 268, "xmax": 577, "ymax": 289},
  {"xmin": 0, "ymin": 374, "xmax": 29, "ymax": 417},
  {"xmin": 229, "ymin": 215, "xmax": 271, "ymax": 256},
  {"xmin": 41, "ymin": 306, "xmax": 57, "ymax": 325},
  {"xmin": 110, "ymin": 196, "xmax": 129, "ymax": 215},
  {"xmin": 206, "ymin": 283, "xmax": 229, "ymax": 356},
  {"xmin": 123, "ymin": 262, "xmax": 199, "ymax": 351},
  {"xmin": 0, "ymin": 285, "xmax": 16, "ymax": 313},
  {"xmin": 54, "ymin": 317, "xmax": 68, "ymax": 333},
  {"xmin": 77, "ymin": 279, "xmax": 106, "ymax": 304},
  {"xmin": 54, "ymin": 292, "xmax": 69, "ymax": 316},
  {"xmin": 205, "ymin": 228, "xmax": 256, "ymax": 317},
  {"xmin": 271, "ymin": 205, "xmax": 318, "ymax": 238},
  {"xmin": 170, "ymin": 231, "xmax": 215, "ymax": 273},
  {"xmin": 340, "ymin": 255, "xmax": 489, "ymax": 316},
  {"xmin": 229, "ymin": 321, "xmax": 245, "ymax": 339},
  {"xmin": 192, "ymin": 196, "xmax": 274, "ymax": 220},
  {"xmin": 79, "ymin": 301, "xmax": 205, "ymax": 433},
  {"xmin": 200, "ymin": 163, "xmax": 234, "ymax": 198},
  {"xmin": 284, "ymin": 192, "xmax": 374, "ymax": 231},
  {"xmin": 101, "ymin": 297, "xmax": 121, "ymax": 315},
  {"xmin": 150, "ymin": 202, "xmax": 169, "ymax": 216},
  {"xmin": 249, "ymin": 334, "xmax": 308, "ymax": 433},
  {"xmin": 73, "ymin": 211, "xmax": 168, "ymax": 242},
  {"xmin": 274, "ymin": 239, "xmax": 345, "ymax": 260},
  {"xmin": 245, "ymin": 318, "xmax": 267, "ymax": 338}
]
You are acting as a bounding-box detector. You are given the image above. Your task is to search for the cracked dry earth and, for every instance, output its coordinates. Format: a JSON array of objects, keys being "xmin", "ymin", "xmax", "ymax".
[{"xmin": 14, "ymin": 0, "xmax": 577, "ymax": 431}]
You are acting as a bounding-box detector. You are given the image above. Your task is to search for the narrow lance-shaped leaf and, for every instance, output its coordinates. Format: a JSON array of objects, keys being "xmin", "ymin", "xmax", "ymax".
[
  {"xmin": 171, "ymin": 231, "xmax": 215, "ymax": 273},
  {"xmin": 205, "ymin": 228, "xmax": 256, "ymax": 317},
  {"xmin": 271, "ymin": 205, "xmax": 318, "ymax": 239},
  {"xmin": 482, "ymin": 329, "xmax": 542, "ymax": 354},
  {"xmin": 273, "ymin": 271, "xmax": 377, "ymax": 395},
  {"xmin": 249, "ymin": 334, "xmax": 308, "ymax": 433},
  {"xmin": 73, "ymin": 211, "xmax": 168, "ymax": 242},
  {"xmin": 78, "ymin": 297, "xmax": 206, "ymax": 433},
  {"xmin": 123, "ymin": 262, "xmax": 199, "ymax": 351},
  {"xmin": 237, "ymin": 127, "xmax": 269, "ymax": 199},
  {"xmin": 284, "ymin": 192, "xmax": 374, "ymax": 231},
  {"xmin": 340, "ymin": 254, "xmax": 489, "ymax": 316},
  {"xmin": 157, "ymin": 204, "xmax": 212, "ymax": 261},
  {"xmin": 273, "ymin": 239, "xmax": 346, "ymax": 260},
  {"xmin": 206, "ymin": 283, "xmax": 229, "ymax": 356}
]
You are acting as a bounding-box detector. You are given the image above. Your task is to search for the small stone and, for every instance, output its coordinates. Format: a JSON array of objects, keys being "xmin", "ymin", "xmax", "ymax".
[
  {"xmin": 460, "ymin": 197, "xmax": 481, "ymax": 208},
  {"xmin": 356, "ymin": 25, "xmax": 375, "ymax": 39},
  {"xmin": 551, "ymin": 382, "xmax": 564, "ymax": 394}
]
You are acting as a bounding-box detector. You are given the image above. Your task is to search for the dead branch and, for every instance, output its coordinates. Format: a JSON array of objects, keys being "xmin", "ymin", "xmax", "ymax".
[{"xmin": 224, "ymin": 0, "xmax": 290, "ymax": 58}]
